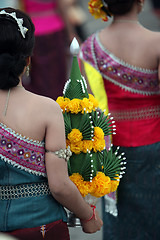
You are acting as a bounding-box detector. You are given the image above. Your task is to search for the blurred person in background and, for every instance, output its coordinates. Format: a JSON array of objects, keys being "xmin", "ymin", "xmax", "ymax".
[
  {"xmin": 20, "ymin": 0, "xmax": 77, "ymax": 100},
  {"xmin": 65, "ymin": 0, "xmax": 87, "ymax": 41}
]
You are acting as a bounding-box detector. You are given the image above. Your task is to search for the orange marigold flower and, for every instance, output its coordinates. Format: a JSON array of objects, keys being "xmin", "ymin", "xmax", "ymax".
[
  {"xmin": 68, "ymin": 98, "xmax": 81, "ymax": 114},
  {"xmin": 68, "ymin": 129, "xmax": 83, "ymax": 143},
  {"xmin": 93, "ymin": 138, "xmax": 105, "ymax": 152},
  {"xmin": 81, "ymin": 98, "xmax": 93, "ymax": 113},
  {"xmin": 110, "ymin": 175, "xmax": 120, "ymax": 192},
  {"xmin": 56, "ymin": 96, "xmax": 70, "ymax": 112},
  {"xmin": 69, "ymin": 173, "xmax": 90, "ymax": 197},
  {"xmin": 91, "ymin": 172, "xmax": 111, "ymax": 197},
  {"xmin": 70, "ymin": 140, "xmax": 83, "ymax": 154},
  {"xmin": 82, "ymin": 140, "xmax": 93, "ymax": 153},
  {"xmin": 89, "ymin": 94, "xmax": 99, "ymax": 109},
  {"xmin": 94, "ymin": 127, "xmax": 104, "ymax": 139}
]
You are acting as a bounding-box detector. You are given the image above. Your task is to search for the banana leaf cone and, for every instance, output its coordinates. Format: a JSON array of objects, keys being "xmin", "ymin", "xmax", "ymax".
[{"xmin": 56, "ymin": 38, "xmax": 126, "ymax": 204}]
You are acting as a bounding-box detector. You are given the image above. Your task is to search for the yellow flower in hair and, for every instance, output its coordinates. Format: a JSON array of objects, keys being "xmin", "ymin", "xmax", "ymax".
[
  {"xmin": 68, "ymin": 129, "xmax": 83, "ymax": 143},
  {"xmin": 68, "ymin": 98, "xmax": 81, "ymax": 114},
  {"xmin": 93, "ymin": 138, "xmax": 105, "ymax": 152},
  {"xmin": 88, "ymin": 0, "xmax": 108, "ymax": 21},
  {"xmin": 94, "ymin": 127, "xmax": 104, "ymax": 139},
  {"xmin": 82, "ymin": 140, "xmax": 93, "ymax": 153},
  {"xmin": 89, "ymin": 94, "xmax": 99, "ymax": 109},
  {"xmin": 91, "ymin": 172, "xmax": 111, "ymax": 197},
  {"xmin": 81, "ymin": 98, "xmax": 93, "ymax": 113},
  {"xmin": 70, "ymin": 141, "xmax": 83, "ymax": 154}
]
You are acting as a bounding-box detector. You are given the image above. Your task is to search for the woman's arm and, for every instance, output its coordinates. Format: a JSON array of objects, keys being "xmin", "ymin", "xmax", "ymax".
[{"xmin": 44, "ymin": 100, "xmax": 103, "ymax": 233}]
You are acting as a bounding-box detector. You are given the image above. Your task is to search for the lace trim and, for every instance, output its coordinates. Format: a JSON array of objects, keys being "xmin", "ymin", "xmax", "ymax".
[
  {"xmin": 111, "ymin": 105, "xmax": 160, "ymax": 121},
  {"xmin": 0, "ymin": 122, "xmax": 44, "ymax": 147},
  {"xmin": 0, "ymin": 182, "xmax": 50, "ymax": 200},
  {"xmin": 95, "ymin": 32, "xmax": 158, "ymax": 74},
  {"xmin": 0, "ymin": 153, "xmax": 46, "ymax": 177},
  {"xmin": 46, "ymin": 146, "xmax": 72, "ymax": 161}
]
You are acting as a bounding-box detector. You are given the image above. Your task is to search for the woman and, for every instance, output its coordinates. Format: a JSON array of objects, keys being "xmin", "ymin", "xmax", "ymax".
[
  {"xmin": 0, "ymin": 7, "xmax": 103, "ymax": 240},
  {"xmin": 80, "ymin": 0, "xmax": 160, "ymax": 239},
  {"xmin": 21, "ymin": 0, "xmax": 74, "ymax": 100}
]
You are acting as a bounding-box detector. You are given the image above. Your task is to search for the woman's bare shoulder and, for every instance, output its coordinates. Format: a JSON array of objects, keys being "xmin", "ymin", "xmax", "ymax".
[{"xmin": 25, "ymin": 90, "xmax": 62, "ymax": 118}]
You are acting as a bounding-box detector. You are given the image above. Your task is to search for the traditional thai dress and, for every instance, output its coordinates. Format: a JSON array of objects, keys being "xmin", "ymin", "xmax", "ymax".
[
  {"xmin": 22, "ymin": 0, "xmax": 69, "ymax": 100},
  {"xmin": 80, "ymin": 32, "xmax": 160, "ymax": 240},
  {"xmin": 0, "ymin": 123, "xmax": 69, "ymax": 240}
]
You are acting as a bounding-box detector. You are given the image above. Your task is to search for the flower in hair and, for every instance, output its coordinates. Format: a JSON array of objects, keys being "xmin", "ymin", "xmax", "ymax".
[
  {"xmin": 0, "ymin": 10, "xmax": 28, "ymax": 38},
  {"xmin": 88, "ymin": 0, "xmax": 110, "ymax": 21}
]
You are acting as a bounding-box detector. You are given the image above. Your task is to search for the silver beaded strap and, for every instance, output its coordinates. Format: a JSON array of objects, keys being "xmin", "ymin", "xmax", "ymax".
[
  {"xmin": 0, "ymin": 182, "xmax": 51, "ymax": 200},
  {"xmin": 46, "ymin": 146, "xmax": 72, "ymax": 161}
]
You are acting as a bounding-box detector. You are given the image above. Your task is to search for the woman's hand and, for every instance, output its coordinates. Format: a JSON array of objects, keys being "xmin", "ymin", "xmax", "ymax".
[{"xmin": 81, "ymin": 209, "xmax": 103, "ymax": 234}]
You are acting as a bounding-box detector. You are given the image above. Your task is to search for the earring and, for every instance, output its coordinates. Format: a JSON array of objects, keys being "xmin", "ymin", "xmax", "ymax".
[{"xmin": 26, "ymin": 65, "xmax": 30, "ymax": 77}]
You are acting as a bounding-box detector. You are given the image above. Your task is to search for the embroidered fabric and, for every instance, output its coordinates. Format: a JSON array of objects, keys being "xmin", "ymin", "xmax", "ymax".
[
  {"xmin": 46, "ymin": 146, "xmax": 72, "ymax": 161},
  {"xmin": 111, "ymin": 105, "xmax": 160, "ymax": 121},
  {"xmin": 0, "ymin": 182, "xmax": 50, "ymax": 200},
  {"xmin": 80, "ymin": 33, "xmax": 160, "ymax": 96},
  {"xmin": 0, "ymin": 122, "xmax": 46, "ymax": 177}
]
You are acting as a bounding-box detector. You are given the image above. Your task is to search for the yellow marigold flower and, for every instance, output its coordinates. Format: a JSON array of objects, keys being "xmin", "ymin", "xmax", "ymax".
[
  {"xmin": 81, "ymin": 98, "xmax": 93, "ymax": 113},
  {"xmin": 56, "ymin": 96, "xmax": 70, "ymax": 112},
  {"xmin": 56, "ymin": 96, "xmax": 64, "ymax": 109},
  {"xmin": 68, "ymin": 98, "xmax": 81, "ymax": 114},
  {"xmin": 82, "ymin": 140, "xmax": 93, "ymax": 153},
  {"xmin": 70, "ymin": 140, "xmax": 83, "ymax": 154},
  {"xmin": 110, "ymin": 180, "xmax": 119, "ymax": 192},
  {"xmin": 69, "ymin": 173, "xmax": 89, "ymax": 197},
  {"xmin": 68, "ymin": 129, "xmax": 83, "ymax": 143},
  {"xmin": 94, "ymin": 127, "xmax": 104, "ymax": 139},
  {"xmin": 93, "ymin": 138, "xmax": 105, "ymax": 152},
  {"xmin": 89, "ymin": 94, "xmax": 99, "ymax": 109},
  {"xmin": 110, "ymin": 175, "xmax": 120, "ymax": 192},
  {"xmin": 91, "ymin": 172, "xmax": 111, "ymax": 198}
]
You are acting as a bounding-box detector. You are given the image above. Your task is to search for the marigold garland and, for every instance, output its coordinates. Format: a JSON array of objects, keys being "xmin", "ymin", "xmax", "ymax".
[
  {"xmin": 70, "ymin": 172, "xmax": 119, "ymax": 197},
  {"xmin": 56, "ymin": 94, "xmax": 98, "ymax": 114}
]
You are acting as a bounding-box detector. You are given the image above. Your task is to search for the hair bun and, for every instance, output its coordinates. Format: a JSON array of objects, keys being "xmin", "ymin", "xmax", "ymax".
[
  {"xmin": 0, "ymin": 53, "xmax": 25, "ymax": 89},
  {"xmin": 106, "ymin": 0, "xmax": 135, "ymax": 15}
]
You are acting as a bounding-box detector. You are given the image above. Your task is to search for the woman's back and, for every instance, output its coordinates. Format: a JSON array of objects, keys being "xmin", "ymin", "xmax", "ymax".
[
  {"xmin": 0, "ymin": 88, "xmax": 56, "ymax": 142},
  {"xmin": 99, "ymin": 22, "xmax": 160, "ymax": 70}
]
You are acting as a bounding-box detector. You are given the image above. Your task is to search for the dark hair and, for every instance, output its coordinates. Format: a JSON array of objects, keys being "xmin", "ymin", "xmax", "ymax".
[
  {"xmin": 103, "ymin": 0, "xmax": 135, "ymax": 16},
  {"xmin": 0, "ymin": 8, "xmax": 35, "ymax": 89}
]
